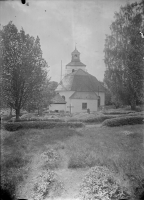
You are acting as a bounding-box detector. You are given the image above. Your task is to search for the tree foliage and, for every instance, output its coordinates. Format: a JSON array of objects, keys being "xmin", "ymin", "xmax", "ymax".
[
  {"xmin": 26, "ymin": 81, "xmax": 58, "ymax": 114},
  {"xmin": 1, "ymin": 22, "xmax": 48, "ymax": 120},
  {"xmin": 104, "ymin": 1, "xmax": 144, "ymax": 110}
]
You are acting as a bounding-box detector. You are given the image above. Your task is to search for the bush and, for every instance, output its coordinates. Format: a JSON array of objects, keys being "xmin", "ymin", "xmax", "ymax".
[
  {"xmin": 3, "ymin": 123, "xmax": 22, "ymax": 131},
  {"xmin": 102, "ymin": 116, "xmax": 144, "ymax": 127},
  {"xmin": 3, "ymin": 121, "xmax": 84, "ymax": 131},
  {"xmin": 78, "ymin": 166, "xmax": 131, "ymax": 200},
  {"xmin": 2, "ymin": 115, "xmax": 15, "ymax": 121},
  {"xmin": 32, "ymin": 170, "xmax": 63, "ymax": 200}
]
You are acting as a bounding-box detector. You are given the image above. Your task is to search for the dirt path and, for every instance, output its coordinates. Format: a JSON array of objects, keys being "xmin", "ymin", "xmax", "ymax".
[
  {"xmin": 17, "ymin": 152, "xmax": 44, "ymax": 199},
  {"xmin": 53, "ymin": 149, "xmax": 87, "ymax": 200},
  {"xmin": 54, "ymin": 168, "xmax": 87, "ymax": 200}
]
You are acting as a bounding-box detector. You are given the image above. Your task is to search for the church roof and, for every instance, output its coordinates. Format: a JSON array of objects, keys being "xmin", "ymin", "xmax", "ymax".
[
  {"xmin": 70, "ymin": 92, "xmax": 98, "ymax": 100},
  {"xmin": 56, "ymin": 69, "xmax": 105, "ymax": 92},
  {"xmin": 51, "ymin": 93, "xmax": 66, "ymax": 104},
  {"xmin": 66, "ymin": 61, "xmax": 86, "ymax": 67}
]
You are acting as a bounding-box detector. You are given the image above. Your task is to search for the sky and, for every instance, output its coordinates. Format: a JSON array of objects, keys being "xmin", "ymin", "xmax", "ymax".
[{"xmin": 0, "ymin": 0, "xmax": 139, "ymax": 83}]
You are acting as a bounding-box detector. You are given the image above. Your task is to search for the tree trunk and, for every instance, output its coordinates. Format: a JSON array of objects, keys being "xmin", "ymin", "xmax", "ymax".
[
  {"xmin": 130, "ymin": 98, "xmax": 136, "ymax": 110},
  {"xmin": 16, "ymin": 108, "xmax": 20, "ymax": 121}
]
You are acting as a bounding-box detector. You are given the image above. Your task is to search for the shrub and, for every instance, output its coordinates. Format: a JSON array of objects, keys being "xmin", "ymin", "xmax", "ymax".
[
  {"xmin": 102, "ymin": 116, "xmax": 144, "ymax": 127},
  {"xmin": 32, "ymin": 170, "xmax": 63, "ymax": 200},
  {"xmin": 2, "ymin": 115, "xmax": 15, "ymax": 121},
  {"xmin": 78, "ymin": 166, "xmax": 131, "ymax": 200},
  {"xmin": 3, "ymin": 121, "xmax": 84, "ymax": 131},
  {"xmin": 3, "ymin": 123, "xmax": 22, "ymax": 131}
]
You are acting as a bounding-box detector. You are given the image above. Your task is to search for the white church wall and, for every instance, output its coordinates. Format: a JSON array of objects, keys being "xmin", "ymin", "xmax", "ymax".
[
  {"xmin": 71, "ymin": 99, "xmax": 98, "ymax": 113},
  {"xmin": 49, "ymin": 104, "xmax": 66, "ymax": 111}
]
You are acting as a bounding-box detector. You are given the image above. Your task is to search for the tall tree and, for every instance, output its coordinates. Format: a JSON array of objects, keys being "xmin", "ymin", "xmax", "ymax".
[
  {"xmin": 1, "ymin": 22, "xmax": 48, "ymax": 120},
  {"xmin": 104, "ymin": 1, "xmax": 144, "ymax": 110}
]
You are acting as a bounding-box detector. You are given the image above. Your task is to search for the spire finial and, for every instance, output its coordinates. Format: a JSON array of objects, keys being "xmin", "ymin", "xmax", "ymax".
[{"xmin": 75, "ymin": 42, "xmax": 77, "ymax": 50}]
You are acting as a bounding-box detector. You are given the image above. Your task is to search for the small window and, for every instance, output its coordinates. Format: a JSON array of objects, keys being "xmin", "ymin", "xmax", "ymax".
[
  {"xmin": 72, "ymin": 69, "xmax": 75, "ymax": 72},
  {"xmin": 82, "ymin": 103, "xmax": 87, "ymax": 110}
]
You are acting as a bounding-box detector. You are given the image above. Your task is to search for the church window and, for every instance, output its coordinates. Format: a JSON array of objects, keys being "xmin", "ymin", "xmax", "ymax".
[
  {"xmin": 62, "ymin": 95, "xmax": 65, "ymax": 100},
  {"xmin": 82, "ymin": 103, "xmax": 87, "ymax": 110},
  {"xmin": 98, "ymin": 96, "xmax": 100, "ymax": 107}
]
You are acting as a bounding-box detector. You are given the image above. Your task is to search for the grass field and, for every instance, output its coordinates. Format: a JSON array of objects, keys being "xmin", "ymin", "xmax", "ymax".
[{"xmin": 1, "ymin": 124, "xmax": 144, "ymax": 199}]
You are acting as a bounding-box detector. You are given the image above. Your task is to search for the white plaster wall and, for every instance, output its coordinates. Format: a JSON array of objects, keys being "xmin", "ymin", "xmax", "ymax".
[
  {"xmin": 49, "ymin": 104, "xmax": 66, "ymax": 111},
  {"xmin": 70, "ymin": 99, "xmax": 98, "ymax": 113},
  {"xmin": 95, "ymin": 92, "xmax": 105, "ymax": 106}
]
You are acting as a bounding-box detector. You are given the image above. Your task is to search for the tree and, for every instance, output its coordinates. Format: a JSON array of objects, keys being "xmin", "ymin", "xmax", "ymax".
[
  {"xmin": 25, "ymin": 81, "xmax": 58, "ymax": 114},
  {"xmin": 104, "ymin": 1, "xmax": 144, "ymax": 110},
  {"xmin": 1, "ymin": 22, "xmax": 48, "ymax": 120}
]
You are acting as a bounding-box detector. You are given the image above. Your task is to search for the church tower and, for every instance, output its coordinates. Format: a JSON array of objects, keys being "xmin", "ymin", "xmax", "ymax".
[{"xmin": 65, "ymin": 47, "xmax": 86, "ymax": 75}]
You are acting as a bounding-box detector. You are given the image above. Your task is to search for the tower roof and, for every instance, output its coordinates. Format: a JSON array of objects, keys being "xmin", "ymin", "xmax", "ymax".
[
  {"xmin": 71, "ymin": 47, "xmax": 80, "ymax": 55},
  {"xmin": 66, "ymin": 61, "xmax": 86, "ymax": 67},
  {"xmin": 56, "ymin": 69, "xmax": 105, "ymax": 92},
  {"xmin": 66, "ymin": 47, "xmax": 86, "ymax": 67}
]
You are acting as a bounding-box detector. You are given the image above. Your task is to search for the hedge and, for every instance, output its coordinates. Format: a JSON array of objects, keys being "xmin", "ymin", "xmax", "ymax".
[
  {"xmin": 102, "ymin": 110, "xmax": 136, "ymax": 115},
  {"xmin": 8, "ymin": 118, "xmax": 64, "ymax": 122},
  {"xmin": 80, "ymin": 115, "xmax": 117, "ymax": 123},
  {"xmin": 3, "ymin": 121, "xmax": 84, "ymax": 131},
  {"xmin": 102, "ymin": 116, "xmax": 144, "ymax": 127}
]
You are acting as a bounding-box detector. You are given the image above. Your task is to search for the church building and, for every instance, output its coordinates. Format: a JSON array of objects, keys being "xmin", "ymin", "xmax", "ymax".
[{"xmin": 49, "ymin": 47, "xmax": 105, "ymax": 113}]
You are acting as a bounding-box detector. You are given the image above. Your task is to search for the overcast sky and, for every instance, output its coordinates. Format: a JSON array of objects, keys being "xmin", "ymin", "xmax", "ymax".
[{"xmin": 0, "ymin": 0, "xmax": 139, "ymax": 82}]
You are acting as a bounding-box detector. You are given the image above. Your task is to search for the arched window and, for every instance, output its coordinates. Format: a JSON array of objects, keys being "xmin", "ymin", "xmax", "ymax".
[
  {"xmin": 72, "ymin": 69, "xmax": 75, "ymax": 72},
  {"xmin": 62, "ymin": 95, "xmax": 65, "ymax": 100},
  {"xmin": 98, "ymin": 96, "xmax": 101, "ymax": 107}
]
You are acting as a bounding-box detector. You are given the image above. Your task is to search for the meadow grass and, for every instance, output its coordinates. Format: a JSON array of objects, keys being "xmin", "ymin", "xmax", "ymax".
[
  {"xmin": 1, "ymin": 124, "xmax": 144, "ymax": 199},
  {"xmin": 67, "ymin": 125, "xmax": 144, "ymax": 177}
]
